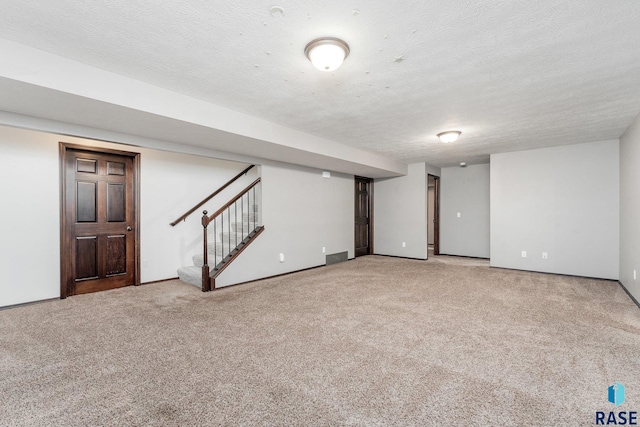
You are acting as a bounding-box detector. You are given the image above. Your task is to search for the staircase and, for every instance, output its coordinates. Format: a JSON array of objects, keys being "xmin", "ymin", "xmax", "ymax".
[
  {"xmin": 178, "ymin": 206, "xmax": 263, "ymax": 290},
  {"xmin": 172, "ymin": 167, "xmax": 264, "ymax": 291}
]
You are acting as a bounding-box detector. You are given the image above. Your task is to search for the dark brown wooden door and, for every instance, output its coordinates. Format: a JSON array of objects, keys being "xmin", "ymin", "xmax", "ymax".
[
  {"xmin": 433, "ymin": 175, "xmax": 440, "ymax": 255},
  {"xmin": 61, "ymin": 146, "xmax": 138, "ymax": 297},
  {"xmin": 355, "ymin": 176, "xmax": 373, "ymax": 257}
]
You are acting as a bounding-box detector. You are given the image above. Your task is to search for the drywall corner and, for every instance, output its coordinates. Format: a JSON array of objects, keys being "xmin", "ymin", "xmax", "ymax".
[
  {"xmin": 439, "ymin": 164, "xmax": 490, "ymax": 258},
  {"xmin": 620, "ymin": 113, "xmax": 640, "ymax": 302},
  {"xmin": 374, "ymin": 163, "xmax": 427, "ymax": 259}
]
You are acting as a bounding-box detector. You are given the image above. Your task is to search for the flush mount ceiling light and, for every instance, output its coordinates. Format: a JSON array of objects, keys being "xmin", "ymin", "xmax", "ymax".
[
  {"xmin": 304, "ymin": 37, "xmax": 350, "ymax": 72},
  {"xmin": 437, "ymin": 130, "xmax": 461, "ymax": 143}
]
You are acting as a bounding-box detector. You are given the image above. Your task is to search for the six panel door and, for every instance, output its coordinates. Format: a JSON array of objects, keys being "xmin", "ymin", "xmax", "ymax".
[
  {"xmin": 355, "ymin": 177, "xmax": 372, "ymax": 257},
  {"xmin": 63, "ymin": 149, "xmax": 136, "ymax": 296}
]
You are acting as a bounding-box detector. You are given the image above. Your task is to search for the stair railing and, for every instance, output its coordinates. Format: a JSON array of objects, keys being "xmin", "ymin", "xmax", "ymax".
[
  {"xmin": 170, "ymin": 164, "xmax": 255, "ymax": 226},
  {"xmin": 200, "ymin": 177, "xmax": 263, "ymax": 291}
]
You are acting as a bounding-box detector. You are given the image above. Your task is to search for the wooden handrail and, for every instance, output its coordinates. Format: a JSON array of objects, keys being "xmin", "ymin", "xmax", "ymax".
[
  {"xmin": 204, "ymin": 178, "xmax": 261, "ymax": 226},
  {"xmin": 170, "ymin": 164, "xmax": 255, "ymax": 226}
]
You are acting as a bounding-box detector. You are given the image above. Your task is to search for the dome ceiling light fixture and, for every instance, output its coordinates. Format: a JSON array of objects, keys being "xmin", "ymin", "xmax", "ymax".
[
  {"xmin": 437, "ymin": 130, "xmax": 462, "ymax": 143},
  {"xmin": 304, "ymin": 37, "xmax": 350, "ymax": 72}
]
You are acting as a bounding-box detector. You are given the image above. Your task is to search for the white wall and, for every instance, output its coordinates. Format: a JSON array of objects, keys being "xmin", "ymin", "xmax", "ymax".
[
  {"xmin": 0, "ymin": 125, "xmax": 355, "ymax": 307},
  {"xmin": 440, "ymin": 164, "xmax": 490, "ymax": 258},
  {"xmin": 491, "ymin": 140, "xmax": 619, "ymax": 279},
  {"xmin": 620, "ymin": 113, "xmax": 640, "ymax": 302},
  {"xmin": 0, "ymin": 129, "xmax": 60, "ymax": 306},
  {"xmin": 374, "ymin": 163, "xmax": 428, "ymax": 259}
]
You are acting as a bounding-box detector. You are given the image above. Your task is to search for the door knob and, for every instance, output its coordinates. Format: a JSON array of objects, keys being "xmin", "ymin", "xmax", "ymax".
[{"xmin": 127, "ymin": 226, "xmax": 132, "ymax": 231}]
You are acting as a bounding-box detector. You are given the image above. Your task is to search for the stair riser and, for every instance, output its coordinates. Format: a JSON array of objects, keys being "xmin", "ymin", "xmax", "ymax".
[
  {"xmin": 242, "ymin": 213, "xmax": 259, "ymax": 222},
  {"xmin": 214, "ymin": 218, "xmax": 258, "ymax": 229},
  {"xmin": 205, "ymin": 243, "xmax": 243, "ymax": 259},
  {"xmin": 177, "ymin": 266, "xmax": 202, "ymax": 288},
  {"xmin": 208, "ymin": 222, "xmax": 258, "ymax": 233},
  {"xmin": 230, "ymin": 223, "xmax": 255, "ymax": 232},
  {"xmin": 219, "ymin": 231, "xmax": 247, "ymax": 244},
  {"xmin": 211, "ymin": 209, "xmax": 258, "ymax": 221},
  {"xmin": 207, "ymin": 227, "xmax": 260, "ymax": 251},
  {"xmin": 206, "ymin": 242, "xmax": 239, "ymax": 253},
  {"xmin": 232, "ymin": 222, "xmax": 261, "ymax": 232},
  {"xmin": 192, "ymin": 253, "xmax": 224, "ymax": 268}
]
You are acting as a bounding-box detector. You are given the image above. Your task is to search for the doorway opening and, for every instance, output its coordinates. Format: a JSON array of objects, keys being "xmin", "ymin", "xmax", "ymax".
[
  {"xmin": 428, "ymin": 174, "xmax": 440, "ymax": 258},
  {"xmin": 354, "ymin": 176, "xmax": 373, "ymax": 257}
]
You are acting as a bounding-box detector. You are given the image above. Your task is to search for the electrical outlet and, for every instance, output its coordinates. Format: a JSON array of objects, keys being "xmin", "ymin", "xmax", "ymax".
[
  {"xmin": 521, "ymin": 251, "xmax": 527, "ymax": 258},
  {"xmin": 542, "ymin": 252, "xmax": 548, "ymax": 260},
  {"xmin": 279, "ymin": 253, "xmax": 285, "ymax": 263},
  {"xmin": 634, "ymin": 269, "xmax": 637, "ymax": 280},
  {"xmin": 322, "ymin": 247, "xmax": 326, "ymax": 254},
  {"xmin": 457, "ymin": 212, "xmax": 461, "ymax": 218},
  {"xmin": 402, "ymin": 242, "xmax": 406, "ymax": 247}
]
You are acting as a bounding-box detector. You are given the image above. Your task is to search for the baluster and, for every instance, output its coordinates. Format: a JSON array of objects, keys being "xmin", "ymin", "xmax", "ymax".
[
  {"xmin": 221, "ymin": 211, "xmax": 225, "ymax": 259},
  {"xmin": 214, "ymin": 216, "xmax": 217, "ymax": 267},
  {"xmin": 249, "ymin": 186, "xmax": 253, "ymax": 232},
  {"xmin": 201, "ymin": 211, "xmax": 210, "ymax": 292}
]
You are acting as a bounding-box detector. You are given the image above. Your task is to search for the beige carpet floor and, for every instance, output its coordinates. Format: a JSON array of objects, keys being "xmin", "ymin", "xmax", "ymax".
[{"xmin": 1, "ymin": 255, "xmax": 639, "ymax": 426}]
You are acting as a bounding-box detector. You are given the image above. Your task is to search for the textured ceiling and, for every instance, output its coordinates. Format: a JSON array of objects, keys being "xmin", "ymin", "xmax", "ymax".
[{"xmin": 0, "ymin": 0, "xmax": 639, "ymax": 167}]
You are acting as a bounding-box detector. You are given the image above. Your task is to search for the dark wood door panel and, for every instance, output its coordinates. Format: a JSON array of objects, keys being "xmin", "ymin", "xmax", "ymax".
[
  {"xmin": 106, "ymin": 234, "xmax": 127, "ymax": 276},
  {"xmin": 74, "ymin": 274, "xmax": 129, "ymax": 295},
  {"xmin": 107, "ymin": 183, "xmax": 126, "ymax": 222},
  {"xmin": 354, "ymin": 176, "xmax": 373, "ymax": 257},
  {"xmin": 107, "ymin": 161, "xmax": 125, "ymax": 176},
  {"xmin": 76, "ymin": 181, "xmax": 97, "ymax": 222},
  {"xmin": 61, "ymin": 144, "xmax": 139, "ymax": 298},
  {"xmin": 76, "ymin": 158, "xmax": 97, "ymax": 174},
  {"xmin": 75, "ymin": 236, "xmax": 98, "ymax": 280}
]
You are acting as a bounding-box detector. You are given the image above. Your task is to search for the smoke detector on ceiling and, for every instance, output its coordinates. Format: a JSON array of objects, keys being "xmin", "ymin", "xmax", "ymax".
[{"xmin": 269, "ymin": 6, "xmax": 284, "ymax": 17}]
